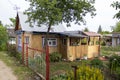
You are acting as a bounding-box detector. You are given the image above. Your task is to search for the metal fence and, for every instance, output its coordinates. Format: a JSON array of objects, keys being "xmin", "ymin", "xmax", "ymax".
[{"xmin": 23, "ymin": 43, "xmax": 46, "ymax": 80}]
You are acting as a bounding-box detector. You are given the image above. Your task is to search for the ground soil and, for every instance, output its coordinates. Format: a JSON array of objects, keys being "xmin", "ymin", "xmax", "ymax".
[{"xmin": 0, "ymin": 60, "xmax": 17, "ymax": 80}]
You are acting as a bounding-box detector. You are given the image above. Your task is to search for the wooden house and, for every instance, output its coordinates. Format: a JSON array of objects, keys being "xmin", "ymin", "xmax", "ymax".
[
  {"xmin": 102, "ymin": 34, "xmax": 112, "ymax": 46},
  {"xmin": 7, "ymin": 28, "xmax": 16, "ymax": 45},
  {"xmin": 15, "ymin": 12, "xmax": 101, "ymax": 61},
  {"xmin": 112, "ymin": 32, "xmax": 120, "ymax": 47}
]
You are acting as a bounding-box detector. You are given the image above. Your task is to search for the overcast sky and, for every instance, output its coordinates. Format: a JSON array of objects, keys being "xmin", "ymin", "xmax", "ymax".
[{"xmin": 0, "ymin": 0, "xmax": 119, "ymax": 32}]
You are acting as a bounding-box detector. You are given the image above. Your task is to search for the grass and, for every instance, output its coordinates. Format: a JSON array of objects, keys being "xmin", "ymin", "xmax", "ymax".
[
  {"xmin": 50, "ymin": 60, "xmax": 90, "ymax": 76},
  {"xmin": 101, "ymin": 46, "xmax": 120, "ymax": 56},
  {"xmin": 0, "ymin": 51, "xmax": 34, "ymax": 80}
]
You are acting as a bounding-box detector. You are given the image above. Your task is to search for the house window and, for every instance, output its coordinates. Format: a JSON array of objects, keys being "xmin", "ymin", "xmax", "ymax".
[
  {"xmin": 70, "ymin": 38, "xmax": 80, "ymax": 46},
  {"xmin": 25, "ymin": 36, "xmax": 29, "ymax": 44},
  {"xmin": 81, "ymin": 38, "xmax": 87, "ymax": 45},
  {"xmin": 42, "ymin": 38, "xmax": 57, "ymax": 46}
]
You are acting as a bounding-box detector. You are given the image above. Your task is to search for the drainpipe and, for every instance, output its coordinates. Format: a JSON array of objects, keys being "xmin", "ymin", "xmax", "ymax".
[
  {"xmin": 67, "ymin": 37, "xmax": 70, "ymax": 60},
  {"xmin": 22, "ymin": 32, "xmax": 24, "ymax": 65},
  {"xmin": 99, "ymin": 36, "xmax": 101, "ymax": 56}
]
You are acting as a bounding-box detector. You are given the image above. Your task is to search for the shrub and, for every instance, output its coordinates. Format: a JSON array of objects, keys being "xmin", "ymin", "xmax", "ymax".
[
  {"xmin": 7, "ymin": 45, "xmax": 22, "ymax": 62},
  {"xmin": 68, "ymin": 65, "xmax": 104, "ymax": 80},
  {"xmin": 109, "ymin": 54, "xmax": 120, "ymax": 73},
  {"xmin": 50, "ymin": 52, "xmax": 62, "ymax": 62},
  {"xmin": 90, "ymin": 58, "xmax": 103, "ymax": 69}
]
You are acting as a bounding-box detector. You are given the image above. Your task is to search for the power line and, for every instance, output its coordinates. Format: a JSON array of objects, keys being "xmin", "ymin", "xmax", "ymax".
[{"xmin": 7, "ymin": 0, "xmax": 14, "ymax": 6}]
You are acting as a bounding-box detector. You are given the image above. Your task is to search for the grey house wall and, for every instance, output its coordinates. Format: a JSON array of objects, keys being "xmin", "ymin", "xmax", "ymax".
[{"xmin": 112, "ymin": 33, "xmax": 120, "ymax": 47}]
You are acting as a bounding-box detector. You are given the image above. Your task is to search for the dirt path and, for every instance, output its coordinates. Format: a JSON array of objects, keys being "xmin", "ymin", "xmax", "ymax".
[{"xmin": 0, "ymin": 60, "xmax": 17, "ymax": 80}]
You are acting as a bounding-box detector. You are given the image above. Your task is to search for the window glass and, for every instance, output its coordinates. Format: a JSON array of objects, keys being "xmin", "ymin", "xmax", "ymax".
[
  {"xmin": 25, "ymin": 36, "xmax": 29, "ymax": 44},
  {"xmin": 42, "ymin": 38, "xmax": 57, "ymax": 46}
]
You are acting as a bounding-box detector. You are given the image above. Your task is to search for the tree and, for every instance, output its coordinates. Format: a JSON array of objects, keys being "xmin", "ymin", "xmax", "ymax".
[
  {"xmin": 100, "ymin": 31, "xmax": 110, "ymax": 35},
  {"xmin": 0, "ymin": 25, "xmax": 8, "ymax": 50},
  {"xmin": 25, "ymin": 0, "xmax": 96, "ymax": 79},
  {"xmin": 9, "ymin": 18, "xmax": 16, "ymax": 27},
  {"xmin": 0, "ymin": 20, "xmax": 3, "ymax": 26},
  {"xmin": 113, "ymin": 21, "xmax": 120, "ymax": 32},
  {"xmin": 84, "ymin": 27, "xmax": 89, "ymax": 32},
  {"xmin": 111, "ymin": 1, "xmax": 120, "ymax": 19},
  {"xmin": 97, "ymin": 25, "xmax": 102, "ymax": 33}
]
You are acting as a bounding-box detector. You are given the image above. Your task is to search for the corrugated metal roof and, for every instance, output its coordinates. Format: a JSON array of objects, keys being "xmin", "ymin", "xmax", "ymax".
[
  {"xmin": 83, "ymin": 32, "xmax": 101, "ymax": 37},
  {"xmin": 59, "ymin": 31, "xmax": 87, "ymax": 37},
  {"xmin": 18, "ymin": 12, "xmax": 67, "ymax": 32}
]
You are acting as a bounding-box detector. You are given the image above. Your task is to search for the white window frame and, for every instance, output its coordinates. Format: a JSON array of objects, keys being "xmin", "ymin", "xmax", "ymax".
[
  {"xmin": 25, "ymin": 36, "xmax": 29, "ymax": 44},
  {"xmin": 42, "ymin": 38, "xmax": 57, "ymax": 47}
]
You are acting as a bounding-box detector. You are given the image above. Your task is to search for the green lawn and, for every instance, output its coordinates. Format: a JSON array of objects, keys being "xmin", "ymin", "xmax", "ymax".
[
  {"xmin": 101, "ymin": 46, "xmax": 120, "ymax": 56},
  {"xmin": 50, "ymin": 60, "xmax": 90, "ymax": 76}
]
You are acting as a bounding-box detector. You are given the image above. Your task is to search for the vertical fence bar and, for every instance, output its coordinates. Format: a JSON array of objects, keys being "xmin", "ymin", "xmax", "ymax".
[
  {"xmin": 72, "ymin": 65, "xmax": 77, "ymax": 80},
  {"xmin": 46, "ymin": 45, "xmax": 49, "ymax": 80}
]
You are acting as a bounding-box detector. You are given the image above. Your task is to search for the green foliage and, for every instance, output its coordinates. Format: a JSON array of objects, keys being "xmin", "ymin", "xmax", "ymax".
[
  {"xmin": 51, "ymin": 65, "xmax": 104, "ymax": 80},
  {"xmin": 111, "ymin": 1, "xmax": 120, "ymax": 19},
  {"xmin": 7, "ymin": 45, "xmax": 22, "ymax": 62},
  {"xmin": 84, "ymin": 27, "xmax": 89, "ymax": 32},
  {"xmin": 90, "ymin": 58, "xmax": 103, "ymax": 69},
  {"xmin": 68, "ymin": 65, "xmax": 104, "ymax": 80},
  {"xmin": 113, "ymin": 21, "xmax": 120, "ymax": 32},
  {"xmin": 9, "ymin": 18, "xmax": 16, "ymax": 27},
  {"xmin": 25, "ymin": 0, "xmax": 96, "ymax": 27},
  {"xmin": 51, "ymin": 73, "xmax": 68, "ymax": 80},
  {"xmin": 100, "ymin": 31, "xmax": 110, "ymax": 35},
  {"xmin": 0, "ymin": 25, "xmax": 8, "ymax": 50},
  {"xmin": 28, "ymin": 55, "xmax": 46, "ymax": 77},
  {"xmin": 50, "ymin": 52, "xmax": 62, "ymax": 62},
  {"xmin": 116, "ymin": 67, "xmax": 120, "ymax": 79},
  {"xmin": 101, "ymin": 46, "xmax": 120, "ymax": 52},
  {"xmin": 109, "ymin": 54, "xmax": 120, "ymax": 73}
]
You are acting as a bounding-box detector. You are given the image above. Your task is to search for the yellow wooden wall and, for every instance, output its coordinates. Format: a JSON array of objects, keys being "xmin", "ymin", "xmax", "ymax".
[
  {"xmin": 21, "ymin": 32, "xmax": 100, "ymax": 61},
  {"xmin": 23, "ymin": 34, "xmax": 61, "ymax": 57}
]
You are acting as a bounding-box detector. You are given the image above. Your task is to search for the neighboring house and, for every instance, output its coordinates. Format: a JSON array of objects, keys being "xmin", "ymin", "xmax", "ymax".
[
  {"xmin": 7, "ymin": 28, "xmax": 16, "ymax": 45},
  {"xmin": 15, "ymin": 12, "xmax": 101, "ymax": 61},
  {"xmin": 112, "ymin": 32, "xmax": 120, "ymax": 47},
  {"xmin": 102, "ymin": 34, "xmax": 112, "ymax": 46}
]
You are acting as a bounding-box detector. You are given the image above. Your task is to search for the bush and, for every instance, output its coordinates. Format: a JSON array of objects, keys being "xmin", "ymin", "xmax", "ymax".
[
  {"xmin": 109, "ymin": 54, "xmax": 120, "ymax": 73},
  {"xmin": 50, "ymin": 52, "xmax": 62, "ymax": 62},
  {"xmin": 90, "ymin": 58, "xmax": 103, "ymax": 69},
  {"xmin": 7, "ymin": 45, "xmax": 22, "ymax": 62},
  {"xmin": 68, "ymin": 65, "xmax": 104, "ymax": 80}
]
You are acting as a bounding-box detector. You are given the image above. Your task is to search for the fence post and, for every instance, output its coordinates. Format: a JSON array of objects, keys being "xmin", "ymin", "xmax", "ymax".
[
  {"xmin": 72, "ymin": 65, "xmax": 78, "ymax": 80},
  {"xmin": 46, "ymin": 45, "xmax": 49, "ymax": 80},
  {"xmin": 26, "ymin": 44, "xmax": 28, "ymax": 66}
]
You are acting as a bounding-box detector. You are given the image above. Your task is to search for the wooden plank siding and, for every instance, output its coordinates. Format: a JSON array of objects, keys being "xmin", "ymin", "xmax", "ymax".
[
  {"xmin": 69, "ymin": 45, "xmax": 88, "ymax": 60},
  {"xmin": 87, "ymin": 45, "xmax": 99, "ymax": 58}
]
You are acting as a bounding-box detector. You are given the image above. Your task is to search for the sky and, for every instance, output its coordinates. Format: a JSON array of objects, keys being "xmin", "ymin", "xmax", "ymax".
[{"xmin": 0, "ymin": 0, "xmax": 119, "ymax": 32}]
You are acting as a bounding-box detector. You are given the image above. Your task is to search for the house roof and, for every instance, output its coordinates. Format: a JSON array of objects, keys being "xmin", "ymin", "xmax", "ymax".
[
  {"xmin": 112, "ymin": 33, "xmax": 120, "ymax": 37},
  {"xmin": 103, "ymin": 34, "xmax": 112, "ymax": 37},
  {"xmin": 83, "ymin": 32, "xmax": 101, "ymax": 37},
  {"xmin": 60, "ymin": 33, "xmax": 87, "ymax": 37},
  {"xmin": 59, "ymin": 31, "xmax": 87, "ymax": 37},
  {"xmin": 17, "ymin": 12, "xmax": 67, "ymax": 32}
]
